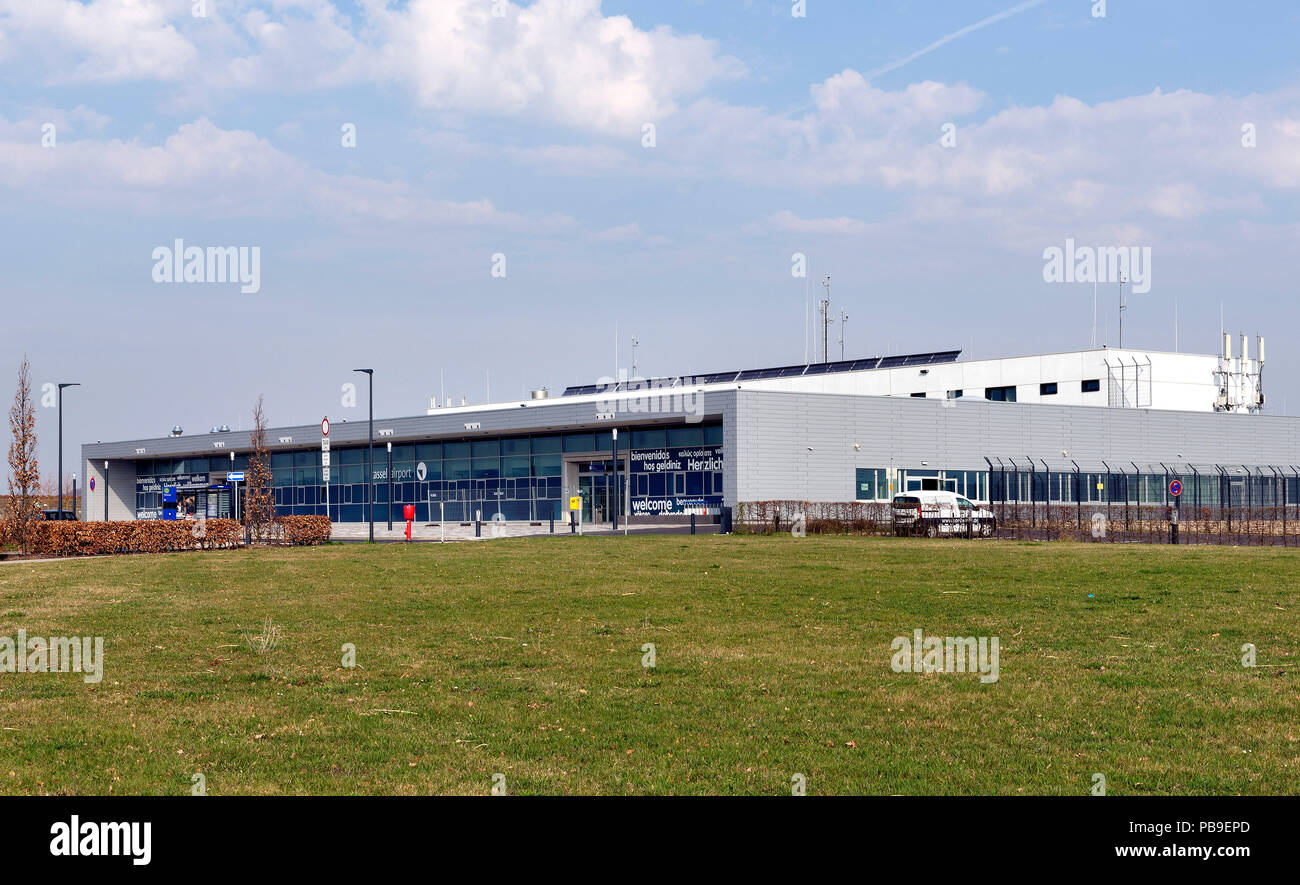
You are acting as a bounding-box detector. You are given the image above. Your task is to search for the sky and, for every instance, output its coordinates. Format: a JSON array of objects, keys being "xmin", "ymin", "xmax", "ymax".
[{"xmin": 2, "ymin": 0, "xmax": 1299, "ymax": 484}]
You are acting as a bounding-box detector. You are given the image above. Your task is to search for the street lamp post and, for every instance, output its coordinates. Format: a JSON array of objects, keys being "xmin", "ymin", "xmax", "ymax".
[
  {"xmin": 353, "ymin": 369, "xmax": 374, "ymax": 542},
  {"xmin": 103, "ymin": 460, "xmax": 109, "ymax": 522},
  {"xmin": 57, "ymin": 382, "xmax": 80, "ymax": 518},
  {"xmin": 387, "ymin": 441, "xmax": 393, "ymax": 531},
  {"xmin": 611, "ymin": 428, "xmax": 619, "ymax": 531}
]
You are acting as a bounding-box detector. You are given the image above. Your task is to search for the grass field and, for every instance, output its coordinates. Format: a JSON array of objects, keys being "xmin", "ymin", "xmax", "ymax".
[{"xmin": 0, "ymin": 535, "xmax": 1296, "ymax": 795}]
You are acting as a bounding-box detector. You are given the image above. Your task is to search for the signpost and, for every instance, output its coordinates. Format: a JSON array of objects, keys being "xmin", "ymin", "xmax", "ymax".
[
  {"xmin": 1169, "ymin": 478, "xmax": 1182, "ymax": 544},
  {"xmin": 321, "ymin": 417, "xmax": 330, "ymax": 522},
  {"xmin": 570, "ymin": 495, "xmax": 582, "ymax": 535}
]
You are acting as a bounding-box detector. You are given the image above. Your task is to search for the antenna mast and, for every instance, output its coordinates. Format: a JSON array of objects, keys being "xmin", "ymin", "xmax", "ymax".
[
  {"xmin": 819, "ymin": 276, "xmax": 831, "ymax": 363},
  {"xmin": 1118, "ymin": 273, "xmax": 1128, "ymax": 348}
]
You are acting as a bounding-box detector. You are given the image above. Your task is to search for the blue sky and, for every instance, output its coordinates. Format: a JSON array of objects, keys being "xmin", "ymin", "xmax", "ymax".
[{"xmin": 2, "ymin": 0, "xmax": 1299, "ymax": 484}]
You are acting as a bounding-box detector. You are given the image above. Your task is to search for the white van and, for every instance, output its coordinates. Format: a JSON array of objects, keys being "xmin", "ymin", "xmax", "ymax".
[{"xmin": 892, "ymin": 491, "xmax": 996, "ymax": 537}]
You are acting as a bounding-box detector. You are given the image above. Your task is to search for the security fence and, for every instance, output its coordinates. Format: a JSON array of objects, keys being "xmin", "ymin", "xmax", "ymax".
[{"xmin": 985, "ymin": 458, "xmax": 1300, "ymax": 546}]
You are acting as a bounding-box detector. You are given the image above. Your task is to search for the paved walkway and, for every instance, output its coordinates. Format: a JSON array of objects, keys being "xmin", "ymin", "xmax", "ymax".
[{"xmin": 329, "ymin": 519, "xmax": 717, "ymax": 542}]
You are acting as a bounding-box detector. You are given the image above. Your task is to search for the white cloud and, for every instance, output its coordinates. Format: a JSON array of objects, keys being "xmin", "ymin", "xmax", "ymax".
[
  {"xmin": 0, "ymin": 0, "xmax": 197, "ymax": 82},
  {"xmin": 0, "ymin": 114, "xmax": 576, "ymax": 233},
  {"xmin": 1, "ymin": 0, "xmax": 742, "ymax": 137},
  {"xmin": 759, "ymin": 210, "xmax": 871, "ymax": 236}
]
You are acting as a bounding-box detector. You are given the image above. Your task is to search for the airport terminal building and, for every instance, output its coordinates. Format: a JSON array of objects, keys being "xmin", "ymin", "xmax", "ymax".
[{"xmin": 80, "ymin": 339, "xmax": 1300, "ymax": 524}]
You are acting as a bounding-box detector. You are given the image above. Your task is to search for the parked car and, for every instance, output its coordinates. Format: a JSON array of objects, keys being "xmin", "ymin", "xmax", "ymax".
[
  {"xmin": 892, "ymin": 491, "xmax": 995, "ymax": 537},
  {"xmin": 40, "ymin": 509, "xmax": 79, "ymax": 521}
]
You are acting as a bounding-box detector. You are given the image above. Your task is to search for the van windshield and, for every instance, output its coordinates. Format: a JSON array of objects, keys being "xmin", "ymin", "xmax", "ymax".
[{"xmin": 894, "ymin": 496, "xmax": 921, "ymax": 505}]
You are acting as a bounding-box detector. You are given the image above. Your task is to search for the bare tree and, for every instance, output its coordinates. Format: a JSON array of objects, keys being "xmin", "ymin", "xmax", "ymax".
[
  {"xmin": 6, "ymin": 357, "xmax": 40, "ymax": 552},
  {"xmin": 243, "ymin": 395, "xmax": 276, "ymax": 542}
]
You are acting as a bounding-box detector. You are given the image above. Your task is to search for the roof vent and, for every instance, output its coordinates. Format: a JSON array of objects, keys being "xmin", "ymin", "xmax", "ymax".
[
  {"xmin": 531, "ymin": 388, "xmax": 549, "ymax": 400},
  {"xmin": 170, "ymin": 425, "xmax": 183, "ymax": 437}
]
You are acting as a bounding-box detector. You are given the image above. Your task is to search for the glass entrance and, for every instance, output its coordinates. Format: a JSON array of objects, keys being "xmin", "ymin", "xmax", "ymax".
[
  {"xmin": 578, "ymin": 474, "xmax": 609, "ymax": 524},
  {"xmin": 577, "ymin": 461, "xmax": 624, "ymax": 524}
]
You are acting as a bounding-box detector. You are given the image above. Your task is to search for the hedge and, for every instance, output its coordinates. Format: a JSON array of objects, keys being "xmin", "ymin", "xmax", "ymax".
[{"xmin": 25, "ymin": 515, "xmax": 332, "ymax": 557}]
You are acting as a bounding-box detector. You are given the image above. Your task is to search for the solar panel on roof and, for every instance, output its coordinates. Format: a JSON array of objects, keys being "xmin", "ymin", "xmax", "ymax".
[{"xmin": 559, "ymin": 350, "xmax": 959, "ymax": 395}]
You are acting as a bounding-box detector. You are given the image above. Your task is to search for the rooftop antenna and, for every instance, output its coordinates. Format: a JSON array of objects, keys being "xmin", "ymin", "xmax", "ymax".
[
  {"xmin": 838, "ymin": 310, "xmax": 849, "ymax": 361},
  {"xmin": 803, "ymin": 270, "xmax": 810, "ymax": 364},
  {"xmin": 819, "ymin": 276, "xmax": 831, "ymax": 363},
  {"xmin": 1091, "ymin": 280, "xmax": 1097, "ymax": 349},
  {"xmin": 1117, "ymin": 273, "xmax": 1128, "ymax": 348},
  {"xmin": 631, "ymin": 336, "xmax": 639, "ymax": 377}
]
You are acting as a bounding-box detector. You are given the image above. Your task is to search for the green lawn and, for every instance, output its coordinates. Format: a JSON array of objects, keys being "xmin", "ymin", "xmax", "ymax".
[{"xmin": 0, "ymin": 535, "xmax": 1296, "ymax": 795}]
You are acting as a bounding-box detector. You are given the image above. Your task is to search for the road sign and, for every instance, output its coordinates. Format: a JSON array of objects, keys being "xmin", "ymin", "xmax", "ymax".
[
  {"xmin": 322, "ymin": 466, "xmax": 331, "ymax": 482},
  {"xmin": 321, "ymin": 437, "xmax": 330, "ymax": 452},
  {"xmin": 569, "ymin": 496, "xmax": 582, "ymax": 511},
  {"xmin": 1169, "ymin": 479, "xmax": 1182, "ymax": 497},
  {"xmin": 321, "ymin": 417, "xmax": 330, "ymax": 437},
  {"xmin": 89, "ymin": 477, "xmax": 95, "ymax": 491},
  {"xmin": 321, "ymin": 451, "xmax": 330, "ymax": 467},
  {"xmin": 227, "ymin": 471, "xmax": 245, "ymax": 482}
]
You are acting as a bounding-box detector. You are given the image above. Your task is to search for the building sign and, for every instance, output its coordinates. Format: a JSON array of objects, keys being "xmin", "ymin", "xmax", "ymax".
[
  {"xmin": 631, "ymin": 496, "xmax": 723, "ymax": 516},
  {"xmin": 136, "ymin": 473, "xmax": 211, "ymax": 493},
  {"xmin": 373, "ymin": 466, "xmax": 415, "ymax": 482},
  {"xmin": 629, "ymin": 446, "xmax": 723, "ymax": 474}
]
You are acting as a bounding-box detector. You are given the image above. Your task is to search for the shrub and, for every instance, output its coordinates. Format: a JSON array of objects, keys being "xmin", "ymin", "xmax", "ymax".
[
  {"xmin": 25, "ymin": 516, "xmax": 331, "ymax": 557},
  {"xmin": 275, "ymin": 515, "xmax": 332, "ymax": 546}
]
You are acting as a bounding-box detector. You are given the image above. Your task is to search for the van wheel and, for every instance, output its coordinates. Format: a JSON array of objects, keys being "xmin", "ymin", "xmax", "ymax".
[
  {"xmin": 926, "ymin": 522, "xmax": 938, "ymax": 538},
  {"xmin": 981, "ymin": 520, "xmax": 995, "ymax": 537}
]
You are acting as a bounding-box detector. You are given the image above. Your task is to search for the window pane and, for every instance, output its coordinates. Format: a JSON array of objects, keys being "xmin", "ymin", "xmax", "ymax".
[
  {"xmin": 667, "ymin": 426, "xmax": 704, "ymax": 446},
  {"xmin": 502, "ymin": 455, "xmax": 530, "ymax": 478},
  {"xmin": 631, "ymin": 428, "xmax": 666, "ymax": 449},
  {"xmin": 564, "ymin": 433, "xmax": 596, "ymax": 452}
]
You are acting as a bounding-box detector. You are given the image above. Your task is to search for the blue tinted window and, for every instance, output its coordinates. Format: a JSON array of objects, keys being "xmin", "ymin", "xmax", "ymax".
[
  {"xmin": 444, "ymin": 459, "xmax": 470, "ymax": 480},
  {"xmin": 704, "ymin": 425, "xmax": 723, "ymax": 445},
  {"xmin": 564, "ymin": 433, "xmax": 596, "ymax": 452},
  {"xmin": 502, "ymin": 456, "xmax": 530, "ymax": 478},
  {"xmin": 416, "ymin": 443, "xmax": 441, "ymax": 461},
  {"xmin": 531, "ymin": 454, "xmax": 561, "ymax": 477},
  {"xmin": 667, "ymin": 426, "xmax": 704, "ymax": 447},
  {"xmin": 444, "ymin": 441, "xmax": 471, "ymax": 459},
  {"xmin": 631, "ymin": 429, "xmax": 666, "ymax": 449},
  {"xmin": 472, "ymin": 457, "xmax": 500, "ymax": 479},
  {"xmin": 530, "ymin": 435, "xmax": 561, "ymax": 454},
  {"xmin": 471, "ymin": 439, "xmax": 500, "ymax": 458},
  {"xmin": 501, "ymin": 437, "xmax": 529, "ymax": 456}
]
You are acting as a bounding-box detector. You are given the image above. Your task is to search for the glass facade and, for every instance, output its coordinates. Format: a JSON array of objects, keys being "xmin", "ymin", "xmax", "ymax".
[
  {"xmin": 854, "ymin": 465, "xmax": 1292, "ymax": 509},
  {"xmin": 132, "ymin": 424, "xmax": 724, "ymax": 522}
]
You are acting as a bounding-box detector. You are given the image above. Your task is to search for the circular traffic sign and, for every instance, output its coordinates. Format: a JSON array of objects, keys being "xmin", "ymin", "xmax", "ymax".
[
  {"xmin": 1169, "ymin": 479, "xmax": 1182, "ymax": 497},
  {"xmin": 321, "ymin": 416, "xmax": 330, "ymax": 437},
  {"xmin": 89, "ymin": 477, "xmax": 96, "ymax": 491}
]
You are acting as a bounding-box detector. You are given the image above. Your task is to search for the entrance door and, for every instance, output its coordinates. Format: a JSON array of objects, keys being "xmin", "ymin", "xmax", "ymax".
[{"xmin": 578, "ymin": 475, "xmax": 609, "ymax": 524}]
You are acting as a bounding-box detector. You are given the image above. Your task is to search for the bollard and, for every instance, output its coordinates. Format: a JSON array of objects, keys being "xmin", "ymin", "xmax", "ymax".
[
  {"xmin": 570, "ymin": 512, "xmax": 576, "ymax": 534},
  {"xmin": 475, "ymin": 519, "xmax": 481, "ymax": 538},
  {"xmin": 550, "ymin": 515, "xmax": 555, "ymax": 533},
  {"xmin": 690, "ymin": 513, "xmax": 696, "ymax": 535}
]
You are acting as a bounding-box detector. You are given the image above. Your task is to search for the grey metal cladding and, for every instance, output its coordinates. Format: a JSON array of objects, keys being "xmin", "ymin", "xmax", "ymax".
[{"xmin": 80, "ymin": 391, "xmax": 737, "ymax": 462}]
